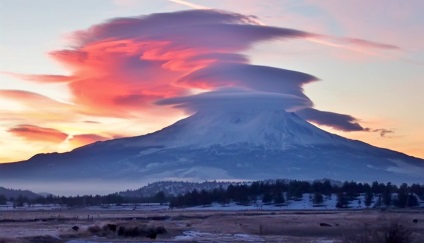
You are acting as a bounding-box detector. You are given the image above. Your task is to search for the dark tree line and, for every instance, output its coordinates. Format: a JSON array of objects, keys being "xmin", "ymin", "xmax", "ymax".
[
  {"xmin": 169, "ymin": 180, "xmax": 423, "ymax": 209},
  {"xmin": 0, "ymin": 192, "xmax": 167, "ymax": 208},
  {"xmin": 1, "ymin": 180, "xmax": 422, "ymax": 209}
]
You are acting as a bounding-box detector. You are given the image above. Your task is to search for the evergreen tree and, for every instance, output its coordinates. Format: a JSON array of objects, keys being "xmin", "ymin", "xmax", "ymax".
[
  {"xmin": 153, "ymin": 191, "xmax": 166, "ymax": 205},
  {"xmin": 15, "ymin": 195, "xmax": 27, "ymax": 207},
  {"xmin": 262, "ymin": 192, "xmax": 272, "ymax": 204},
  {"xmin": 198, "ymin": 190, "xmax": 212, "ymax": 206},
  {"xmin": 273, "ymin": 192, "xmax": 285, "ymax": 204},
  {"xmin": 0, "ymin": 195, "xmax": 7, "ymax": 205},
  {"xmin": 312, "ymin": 192, "xmax": 324, "ymax": 205},
  {"xmin": 364, "ymin": 191, "xmax": 373, "ymax": 207},
  {"xmin": 336, "ymin": 193, "xmax": 348, "ymax": 208},
  {"xmin": 382, "ymin": 184, "xmax": 392, "ymax": 207},
  {"xmin": 407, "ymin": 194, "xmax": 419, "ymax": 207},
  {"xmin": 395, "ymin": 191, "xmax": 408, "ymax": 208}
]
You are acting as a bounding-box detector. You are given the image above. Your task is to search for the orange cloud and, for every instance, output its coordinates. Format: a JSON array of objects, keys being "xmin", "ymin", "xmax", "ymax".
[
  {"xmin": 8, "ymin": 124, "xmax": 68, "ymax": 143},
  {"xmin": 0, "ymin": 90, "xmax": 75, "ymax": 123},
  {"xmin": 69, "ymin": 134, "xmax": 110, "ymax": 147},
  {"xmin": 0, "ymin": 90, "xmax": 69, "ymax": 107}
]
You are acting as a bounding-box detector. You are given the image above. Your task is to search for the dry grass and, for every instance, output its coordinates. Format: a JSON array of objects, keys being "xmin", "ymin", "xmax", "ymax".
[{"xmin": 0, "ymin": 209, "xmax": 423, "ymax": 242}]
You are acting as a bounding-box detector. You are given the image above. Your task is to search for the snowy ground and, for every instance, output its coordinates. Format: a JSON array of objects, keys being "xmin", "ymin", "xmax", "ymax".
[{"xmin": 174, "ymin": 231, "xmax": 265, "ymax": 242}]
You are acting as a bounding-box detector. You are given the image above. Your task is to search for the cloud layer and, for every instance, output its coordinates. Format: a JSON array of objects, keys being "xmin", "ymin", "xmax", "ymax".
[
  {"xmin": 8, "ymin": 125, "xmax": 68, "ymax": 143},
  {"xmin": 3, "ymin": 9, "xmax": 399, "ymax": 153}
]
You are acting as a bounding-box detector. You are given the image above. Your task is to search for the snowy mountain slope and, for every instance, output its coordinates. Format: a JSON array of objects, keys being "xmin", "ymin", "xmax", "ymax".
[
  {"xmin": 0, "ymin": 109, "xmax": 423, "ymax": 194},
  {"xmin": 106, "ymin": 109, "xmax": 361, "ymax": 149}
]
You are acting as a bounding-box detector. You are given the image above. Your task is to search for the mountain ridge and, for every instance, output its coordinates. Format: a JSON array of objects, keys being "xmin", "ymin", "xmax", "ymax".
[{"xmin": 0, "ymin": 109, "xmax": 423, "ymax": 195}]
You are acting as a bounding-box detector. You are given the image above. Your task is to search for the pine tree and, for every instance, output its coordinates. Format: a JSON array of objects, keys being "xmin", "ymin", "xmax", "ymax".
[
  {"xmin": 364, "ymin": 191, "xmax": 373, "ymax": 207},
  {"xmin": 382, "ymin": 186, "xmax": 392, "ymax": 207},
  {"xmin": 407, "ymin": 194, "xmax": 419, "ymax": 207},
  {"xmin": 395, "ymin": 191, "xmax": 408, "ymax": 208},
  {"xmin": 336, "ymin": 193, "xmax": 348, "ymax": 208},
  {"xmin": 262, "ymin": 192, "xmax": 272, "ymax": 204},
  {"xmin": 273, "ymin": 192, "xmax": 285, "ymax": 204},
  {"xmin": 312, "ymin": 192, "xmax": 324, "ymax": 205},
  {"xmin": 153, "ymin": 191, "xmax": 166, "ymax": 205},
  {"xmin": 0, "ymin": 195, "xmax": 7, "ymax": 205}
]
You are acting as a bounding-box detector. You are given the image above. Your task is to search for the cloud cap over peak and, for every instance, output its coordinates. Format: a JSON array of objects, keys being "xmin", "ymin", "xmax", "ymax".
[
  {"xmin": 157, "ymin": 88, "xmax": 312, "ymax": 113},
  {"xmin": 5, "ymin": 8, "xmax": 398, "ymax": 154}
]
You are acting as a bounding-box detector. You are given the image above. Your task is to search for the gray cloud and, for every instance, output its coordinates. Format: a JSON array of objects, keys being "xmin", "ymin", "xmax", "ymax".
[
  {"xmin": 157, "ymin": 88, "xmax": 312, "ymax": 113},
  {"xmin": 370, "ymin": 128, "xmax": 395, "ymax": 137},
  {"xmin": 295, "ymin": 108, "xmax": 367, "ymax": 132},
  {"xmin": 177, "ymin": 63, "xmax": 318, "ymax": 100}
]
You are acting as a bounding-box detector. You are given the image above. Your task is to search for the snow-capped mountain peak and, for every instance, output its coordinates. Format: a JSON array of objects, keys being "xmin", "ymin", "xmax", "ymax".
[{"xmin": 128, "ymin": 109, "xmax": 343, "ymax": 149}]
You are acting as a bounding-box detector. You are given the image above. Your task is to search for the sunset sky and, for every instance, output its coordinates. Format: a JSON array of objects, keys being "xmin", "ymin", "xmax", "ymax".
[{"xmin": 0, "ymin": 0, "xmax": 423, "ymax": 163}]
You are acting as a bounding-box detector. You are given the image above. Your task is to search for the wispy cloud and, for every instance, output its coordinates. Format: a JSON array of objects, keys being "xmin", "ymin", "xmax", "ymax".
[
  {"xmin": 167, "ymin": 0, "xmax": 209, "ymax": 9},
  {"xmin": 8, "ymin": 124, "xmax": 68, "ymax": 143}
]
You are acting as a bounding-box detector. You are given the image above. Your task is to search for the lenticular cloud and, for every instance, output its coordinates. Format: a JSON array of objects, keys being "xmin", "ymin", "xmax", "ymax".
[{"xmin": 14, "ymin": 9, "xmax": 392, "ymax": 132}]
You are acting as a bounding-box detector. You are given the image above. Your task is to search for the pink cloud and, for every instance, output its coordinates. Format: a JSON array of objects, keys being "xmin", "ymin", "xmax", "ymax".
[
  {"xmin": 1, "ymin": 72, "xmax": 73, "ymax": 83},
  {"xmin": 8, "ymin": 124, "xmax": 68, "ymax": 143},
  {"xmin": 20, "ymin": 10, "xmax": 314, "ymax": 118},
  {"xmin": 12, "ymin": 10, "xmax": 400, "ymax": 132},
  {"xmin": 306, "ymin": 0, "xmax": 424, "ymax": 51}
]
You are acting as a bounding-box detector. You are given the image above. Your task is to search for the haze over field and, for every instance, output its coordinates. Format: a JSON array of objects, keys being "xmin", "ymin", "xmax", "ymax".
[{"xmin": 1, "ymin": 1, "xmax": 423, "ymax": 165}]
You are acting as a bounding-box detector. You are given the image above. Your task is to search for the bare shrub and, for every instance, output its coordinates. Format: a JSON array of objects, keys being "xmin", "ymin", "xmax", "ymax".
[
  {"xmin": 20, "ymin": 235, "xmax": 63, "ymax": 243},
  {"xmin": 85, "ymin": 222, "xmax": 166, "ymax": 239},
  {"xmin": 0, "ymin": 238, "xmax": 18, "ymax": 243},
  {"xmin": 87, "ymin": 225, "xmax": 102, "ymax": 234},
  {"xmin": 344, "ymin": 220, "xmax": 413, "ymax": 243},
  {"xmin": 117, "ymin": 224, "xmax": 160, "ymax": 239}
]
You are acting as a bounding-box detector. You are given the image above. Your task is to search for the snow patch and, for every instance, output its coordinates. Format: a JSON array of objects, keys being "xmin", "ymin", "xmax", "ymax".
[{"xmin": 175, "ymin": 231, "xmax": 264, "ymax": 242}]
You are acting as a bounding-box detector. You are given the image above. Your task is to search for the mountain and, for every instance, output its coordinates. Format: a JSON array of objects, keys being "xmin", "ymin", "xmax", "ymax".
[
  {"xmin": 119, "ymin": 181, "xmax": 233, "ymax": 198},
  {"xmin": 0, "ymin": 187, "xmax": 40, "ymax": 199},
  {"xmin": 0, "ymin": 109, "xmax": 423, "ymax": 195}
]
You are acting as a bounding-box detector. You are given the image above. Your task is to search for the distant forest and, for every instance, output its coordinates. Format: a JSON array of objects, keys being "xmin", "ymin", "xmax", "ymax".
[{"xmin": 1, "ymin": 180, "xmax": 423, "ymax": 209}]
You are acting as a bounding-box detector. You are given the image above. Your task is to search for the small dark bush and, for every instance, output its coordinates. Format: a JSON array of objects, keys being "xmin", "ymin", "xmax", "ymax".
[
  {"xmin": 0, "ymin": 238, "xmax": 18, "ymax": 243},
  {"xmin": 344, "ymin": 221, "xmax": 413, "ymax": 243},
  {"xmin": 87, "ymin": 225, "xmax": 101, "ymax": 234},
  {"xmin": 117, "ymin": 225, "xmax": 143, "ymax": 237},
  {"xmin": 22, "ymin": 235, "xmax": 62, "ymax": 243},
  {"xmin": 117, "ymin": 224, "xmax": 166, "ymax": 238},
  {"xmin": 385, "ymin": 222, "xmax": 412, "ymax": 243},
  {"xmin": 156, "ymin": 225, "xmax": 167, "ymax": 234},
  {"xmin": 107, "ymin": 224, "xmax": 117, "ymax": 232}
]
